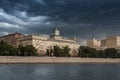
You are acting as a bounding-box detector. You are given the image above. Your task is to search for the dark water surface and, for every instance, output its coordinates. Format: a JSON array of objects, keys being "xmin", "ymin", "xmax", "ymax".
[{"xmin": 0, "ymin": 64, "xmax": 120, "ymax": 80}]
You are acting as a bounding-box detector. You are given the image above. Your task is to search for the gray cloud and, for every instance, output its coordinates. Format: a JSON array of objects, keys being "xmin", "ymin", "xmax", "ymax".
[{"xmin": 0, "ymin": 0, "xmax": 120, "ymax": 45}]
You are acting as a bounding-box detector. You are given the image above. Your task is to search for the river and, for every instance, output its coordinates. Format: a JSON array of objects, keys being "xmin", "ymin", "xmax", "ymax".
[{"xmin": 0, "ymin": 64, "xmax": 120, "ymax": 80}]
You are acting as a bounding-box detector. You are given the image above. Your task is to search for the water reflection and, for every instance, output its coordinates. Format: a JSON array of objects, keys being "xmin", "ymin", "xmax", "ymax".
[{"xmin": 0, "ymin": 64, "xmax": 120, "ymax": 80}]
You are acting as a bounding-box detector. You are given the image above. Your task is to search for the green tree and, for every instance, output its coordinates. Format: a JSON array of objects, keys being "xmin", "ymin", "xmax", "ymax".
[
  {"xmin": 53, "ymin": 45, "xmax": 70, "ymax": 57},
  {"xmin": 53, "ymin": 45, "xmax": 62, "ymax": 57},
  {"xmin": 78, "ymin": 46, "xmax": 98, "ymax": 58},
  {"xmin": 98, "ymin": 50, "xmax": 106, "ymax": 58},
  {"xmin": 46, "ymin": 48, "xmax": 53, "ymax": 56},
  {"xmin": 0, "ymin": 41, "xmax": 17, "ymax": 56},
  {"xmin": 18, "ymin": 45, "xmax": 36, "ymax": 56},
  {"xmin": 78, "ymin": 46, "xmax": 86, "ymax": 57},
  {"xmin": 25, "ymin": 45, "xmax": 35, "ymax": 56},
  {"xmin": 105, "ymin": 48, "xmax": 117, "ymax": 58},
  {"xmin": 18, "ymin": 45, "xmax": 25, "ymax": 56},
  {"xmin": 116, "ymin": 51, "xmax": 120, "ymax": 58},
  {"xmin": 62, "ymin": 46, "xmax": 71, "ymax": 57}
]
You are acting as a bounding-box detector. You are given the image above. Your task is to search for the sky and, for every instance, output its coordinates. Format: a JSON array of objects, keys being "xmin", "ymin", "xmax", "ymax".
[{"xmin": 0, "ymin": 0, "xmax": 120, "ymax": 45}]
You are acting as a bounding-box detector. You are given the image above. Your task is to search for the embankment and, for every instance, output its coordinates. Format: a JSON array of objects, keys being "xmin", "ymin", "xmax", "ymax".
[{"xmin": 0, "ymin": 56, "xmax": 120, "ymax": 64}]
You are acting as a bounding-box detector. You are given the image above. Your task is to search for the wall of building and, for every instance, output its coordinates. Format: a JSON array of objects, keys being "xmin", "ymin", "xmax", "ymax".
[
  {"xmin": 18, "ymin": 35, "xmax": 32, "ymax": 46},
  {"xmin": 116, "ymin": 36, "xmax": 120, "ymax": 47},
  {"xmin": 87, "ymin": 36, "xmax": 120, "ymax": 50},
  {"xmin": 0, "ymin": 32, "xmax": 24, "ymax": 47},
  {"xmin": 18, "ymin": 35, "xmax": 80, "ymax": 56},
  {"xmin": 106, "ymin": 36, "xmax": 117, "ymax": 48},
  {"xmin": 87, "ymin": 38, "xmax": 100, "ymax": 49}
]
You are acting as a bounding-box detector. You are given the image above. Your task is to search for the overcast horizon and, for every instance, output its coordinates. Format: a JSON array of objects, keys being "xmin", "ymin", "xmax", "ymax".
[{"xmin": 0, "ymin": 0, "xmax": 120, "ymax": 45}]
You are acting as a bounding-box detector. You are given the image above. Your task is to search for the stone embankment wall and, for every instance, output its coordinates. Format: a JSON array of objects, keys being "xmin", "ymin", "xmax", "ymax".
[{"xmin": 0, "ymin": 56, "xmax": 120, "ymax": 64}]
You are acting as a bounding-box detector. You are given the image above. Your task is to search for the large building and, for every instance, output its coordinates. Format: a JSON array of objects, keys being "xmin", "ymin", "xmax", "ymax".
[
  {"xmin": 100, "ymin": 39, "xmax": 107, "ymax": 49},
  {"xmin": 105, "ymin": 36, "xmax": 120, "ymax": 49},
  {"xmin": 0, "ymin": 28, "xmax": 80, "ymax": 56},
  {"xmin": 87, "ymin": 38, "xmax": 100, "ymax": 49},
  {"xmin": 0, "ymin": 32, "xmax": 24, "ymax": 47},
  {"xmin": 87, "ymin": 36, "xmax": 120, "ymax": 50}
]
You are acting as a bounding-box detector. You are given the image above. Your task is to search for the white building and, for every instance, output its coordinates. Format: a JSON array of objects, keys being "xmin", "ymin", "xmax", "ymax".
[{"xmin": 18, "ymin": 28, "xmax": 80, "ymax": 56}]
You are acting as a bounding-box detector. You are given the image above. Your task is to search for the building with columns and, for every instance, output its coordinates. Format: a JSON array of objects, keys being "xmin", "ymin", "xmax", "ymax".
[
  {"xmin": 18, "ymin": 28, "xmax": 80, "ymax": 56},
  {"xmin": 0, "ymin": 28, "xmax": 80, "ymax": 56}
]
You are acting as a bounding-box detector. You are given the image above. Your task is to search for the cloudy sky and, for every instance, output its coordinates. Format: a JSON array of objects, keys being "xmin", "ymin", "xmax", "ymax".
[{"xmin": 0, "ymin": 0, "xmax": 120, "ymax": 45}]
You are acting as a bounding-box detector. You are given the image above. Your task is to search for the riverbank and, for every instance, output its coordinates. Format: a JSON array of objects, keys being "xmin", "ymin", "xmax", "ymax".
[{"xmin": 0, "ymin": 56, "xmax": 120, "ymax": 64}]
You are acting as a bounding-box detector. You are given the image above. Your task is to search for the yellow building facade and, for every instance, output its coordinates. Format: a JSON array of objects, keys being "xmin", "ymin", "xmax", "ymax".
[
  {"xmin": 18, "ymin": 28, "xmax": 80, "ymax": 56},
  {"xmin": 87, "ymin": 38, "xmax": 100, "ymax": 49},
  {"xmin": 87, "ymin": 36, "xmax": 120, "ymax": 50}
]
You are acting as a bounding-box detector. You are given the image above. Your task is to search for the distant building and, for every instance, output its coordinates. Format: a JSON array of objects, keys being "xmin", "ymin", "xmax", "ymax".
[
  {"xmin": 87, "ymin": 38, "xmax": 100, "ymax": 49},
  {"xmin": 106, "ymin": 36, "xmax": 120, "ymax": 49},
  {"xmin": 100, "ymin": 39, "xmax": 106, "ymax": 49},
  {"xmin": 87, "ymin": 36, "xmax": 120, "ymax": 50},
  {"xmin": 0, "ymin": 28, "xmax": 80, "ymax": 56},
  {"xmin": 0, "ymin": 32, "xmax": 24, "ymax": 47}
]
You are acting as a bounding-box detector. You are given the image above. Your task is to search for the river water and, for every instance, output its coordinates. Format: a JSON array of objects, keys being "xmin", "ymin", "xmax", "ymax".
[{"xmin": 0, "ymin": 64, "xmax": 120, "ymax": 80}]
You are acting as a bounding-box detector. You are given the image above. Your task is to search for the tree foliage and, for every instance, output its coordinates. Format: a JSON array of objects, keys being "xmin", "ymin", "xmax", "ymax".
[
  {"xmin": 0, "ymin": 41, "xmax": 36, "ymax": 56},
  {"xmin": 18, "ymin": 45, "xmax": 36, "ymax": 56},
  {"xmin": 46, "ymin": 45, "xmax": 71, "ymax": 57},
  {"xmin": 78, "ymin": 46, "xmax": 120, "ymax": 58},
  {"xmin": 105, "ymin": 48, "xmax": 117, "ymax": 58},
  {"xmin": 78, "ymin": 46, "xmax": 98, "ymax": 58},
  {"xmin": 0, "ymin": 41, "xmax": 18, "ymax": 56}
]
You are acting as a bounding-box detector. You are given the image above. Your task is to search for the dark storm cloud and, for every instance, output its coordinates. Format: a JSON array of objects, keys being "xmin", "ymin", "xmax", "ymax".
[{"xmin": 0, "ymin": 0, "xmax": 120, "ymax": 45}]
